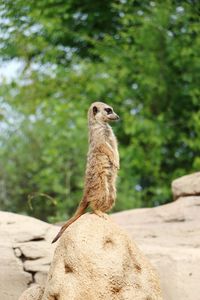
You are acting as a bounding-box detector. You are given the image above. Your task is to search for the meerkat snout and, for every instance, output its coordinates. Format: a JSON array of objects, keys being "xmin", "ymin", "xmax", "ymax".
[{"xmin": 107, "ymin": 111, "xmax": 120, "ymax": 121}]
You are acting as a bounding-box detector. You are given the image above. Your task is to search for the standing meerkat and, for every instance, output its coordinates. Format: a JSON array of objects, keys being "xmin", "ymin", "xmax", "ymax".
[{"xmin": 52, "ymin": 102, "xmax": 120, "ymax": 243}]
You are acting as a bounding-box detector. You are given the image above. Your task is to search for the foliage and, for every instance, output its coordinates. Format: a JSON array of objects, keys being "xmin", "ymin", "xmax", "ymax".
[{"xmin": 0, "ymin": 0, "xmax": 200, "ymax": 222}]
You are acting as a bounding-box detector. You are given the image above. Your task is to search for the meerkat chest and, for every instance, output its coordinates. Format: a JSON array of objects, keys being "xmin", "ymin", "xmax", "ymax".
[
  {"xmin": 108, "ymin": 132, "xmax": 118, "ymax": 151},
  {"xmin": 104, "ymin": 127, "xmax": 116, "ymax": 148}
]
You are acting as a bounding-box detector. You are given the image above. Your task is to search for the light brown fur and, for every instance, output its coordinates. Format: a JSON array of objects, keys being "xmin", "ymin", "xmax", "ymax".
[{"xmin": 52, "ymin": 102, "xmax": 119, "ymax": 243}]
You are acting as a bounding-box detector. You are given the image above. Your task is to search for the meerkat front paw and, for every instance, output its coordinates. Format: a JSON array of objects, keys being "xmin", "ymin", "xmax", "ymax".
[{"xmin": 114, "ymin": 163, "xmax": 120, "ymax": 170}]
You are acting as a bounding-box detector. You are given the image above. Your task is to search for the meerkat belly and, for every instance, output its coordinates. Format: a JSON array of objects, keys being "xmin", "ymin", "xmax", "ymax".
[{"xmin": 85, "ymin": 154, "xmax": 116, "ymax": 212}]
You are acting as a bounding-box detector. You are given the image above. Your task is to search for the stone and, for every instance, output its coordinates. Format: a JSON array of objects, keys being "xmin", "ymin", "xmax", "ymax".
[
  {"xmin": 35, "ymin": 272, "xmax": 48, "ymax": 285},
  {"xmin": 24, "ymin": 257, "xmax": 52, "ymax": 273},
  {"xmin": 112, "ymin": 196, "xmax": 200, "ymax": 300},
  {"xmin": 41, "ymin": 213, "xmax": 162, "ymax": 300},
  {"xmin": 14, "ymin": 247, "xmax": 22, "ymax": 257},
  {"xmin": 19, "ymin": 285, "xmax": 44, "ymax": 300},
  {"xmin": 1, "ymin": 178, "xmax": 200, "ymax": 300},
  {"xmin": 171, "ymin": 172, "xmax": 200, "ymax": 200},
  {"xmin": 0, "ymin": 244, "xmax": 31, "ymax": 300},
  {"xmin": 0, "ymin": 211, "xmax": 57, "ymax": 300},
  {"xmin": 19, "ymin": 241, "xmax": 50, "ymax": 259}
]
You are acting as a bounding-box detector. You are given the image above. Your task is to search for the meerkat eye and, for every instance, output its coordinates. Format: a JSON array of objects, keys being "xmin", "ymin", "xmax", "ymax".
[{"xmin": 104, "ymin": 107, "xmax": 113, "ymax": 115}]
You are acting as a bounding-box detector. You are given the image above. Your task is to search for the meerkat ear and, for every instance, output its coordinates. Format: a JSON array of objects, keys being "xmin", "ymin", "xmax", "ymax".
[{"xmin": 93, "ymin": 106, "xmax": 98, "ymax": 115}]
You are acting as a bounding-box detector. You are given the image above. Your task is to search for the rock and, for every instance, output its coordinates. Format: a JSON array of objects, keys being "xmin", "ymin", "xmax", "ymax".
[
  {"xmin": 41, "ymin": 213, "xmax": 162, "ymax": 300},
  {"xmin": 34, "ymin": 272, "xmax": 47, "ymax": 286},
  {"xmin": 19, "ymin": 241, "xmax": 50, "ymax": 259},
  {"xmin": 112, "ymin": 196, "xmax": 200, "ymax": 300},
  {"xmin": 0, "ymin": 244, "xmax": 31, "ymax": 300},
  {"xmin": 14, "ymin": 247, "xmax": 22, "ymax": 257},
  {"xmin": 0, "ymin": 211, "xmax": 58, "ymax": 300},
  {"xmin": 19, "ymin": 285, "xmax": 44, "ymax": 300},
  {"xmin": 2, "ymin": 177, "xmax": 200, "ymax": 300},
  {"xmin": 171, "ymin": 172, "xmax": 200, "ymax": 200}
]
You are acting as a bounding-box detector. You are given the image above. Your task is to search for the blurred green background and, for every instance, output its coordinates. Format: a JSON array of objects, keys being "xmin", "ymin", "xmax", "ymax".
[{"xmin": 0, "ymin": 0, "xmax": 199, "ymax": 222}]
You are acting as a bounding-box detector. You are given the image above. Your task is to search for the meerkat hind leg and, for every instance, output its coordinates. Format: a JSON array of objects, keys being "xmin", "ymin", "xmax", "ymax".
[{"xmin": 93, "ymin": 210, "xmax": 108, "ymax": 219}]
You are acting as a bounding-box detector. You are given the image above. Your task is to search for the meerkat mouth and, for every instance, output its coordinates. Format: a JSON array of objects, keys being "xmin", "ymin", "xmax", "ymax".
[{"xmin": 108, "ymin": 114, "xmax": 120, "ymax": 121}]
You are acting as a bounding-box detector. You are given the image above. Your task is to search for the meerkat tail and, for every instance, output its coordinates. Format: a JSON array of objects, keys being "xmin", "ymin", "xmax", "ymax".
[{"xmin": 52, "ymin": 197, "xmax": 88, "ymax": 244}]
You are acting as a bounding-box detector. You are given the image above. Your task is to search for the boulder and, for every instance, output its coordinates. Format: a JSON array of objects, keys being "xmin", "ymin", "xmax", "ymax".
[
  {"xmin": 112, "ymin": 196, "xmax": 200, "ymax": 300},
  {"xmin": 171, "ymin": 172, "xmax": 200, "ymax": 200},
  {"xmin": 19, "ymin": 285, "xmax": 44, "ymax": 300},
  {"xmin": 1, "ymin": 176, "xmax": 200, "ymax": 300},
  {"xmin": 0, "ymin": 211, "xmax": 57, "ymax": 300},
  {"xmin": 22, "ymin": 214, "xmax": 162, "ymax": 300}
]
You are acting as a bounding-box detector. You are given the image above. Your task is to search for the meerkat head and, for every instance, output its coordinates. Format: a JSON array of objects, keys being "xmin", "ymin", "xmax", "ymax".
[{"xmin": 89, "ymin": 102, "xmax": 119, "ymax": 124}]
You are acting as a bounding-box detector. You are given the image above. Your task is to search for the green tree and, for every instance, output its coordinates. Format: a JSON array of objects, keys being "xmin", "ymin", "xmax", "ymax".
[{"xmin": 0, "ymin": 0, "xmax": 200, "ymax": 221}]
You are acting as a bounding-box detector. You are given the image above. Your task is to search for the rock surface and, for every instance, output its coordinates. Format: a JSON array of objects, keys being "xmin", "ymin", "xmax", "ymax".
[
  {"xmin": 112, "ymin": 196, "xmax": 200, "ymax": 300},
  {"xmin": 19, "ymin": 285, "xmax": 44, "ymax": 300},
  {"xmin": 0, "ymin": 212, "xmax": 57, "ymax": 300},
  {"xmin": 171, "ymin": 172, "xmax": 200, "ymax": 200},
  {"xmin": 40, "ymin": 214, "xmax": 162, "ymax": 300},
  {"xmin": 1, "ymin": 173, "xmax": 200, "ymax": 300}
]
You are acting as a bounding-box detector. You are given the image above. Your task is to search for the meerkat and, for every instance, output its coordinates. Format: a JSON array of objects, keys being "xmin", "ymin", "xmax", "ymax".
[{"xmin": 52, "ymin": 102, "xmax": 120, "ymax": 243}]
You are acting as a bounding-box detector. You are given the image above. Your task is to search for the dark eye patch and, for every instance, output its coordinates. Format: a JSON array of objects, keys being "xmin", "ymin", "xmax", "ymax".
[{"xmin": 104, "ymin": 107, "xmax": 113, "ymax": 114}]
